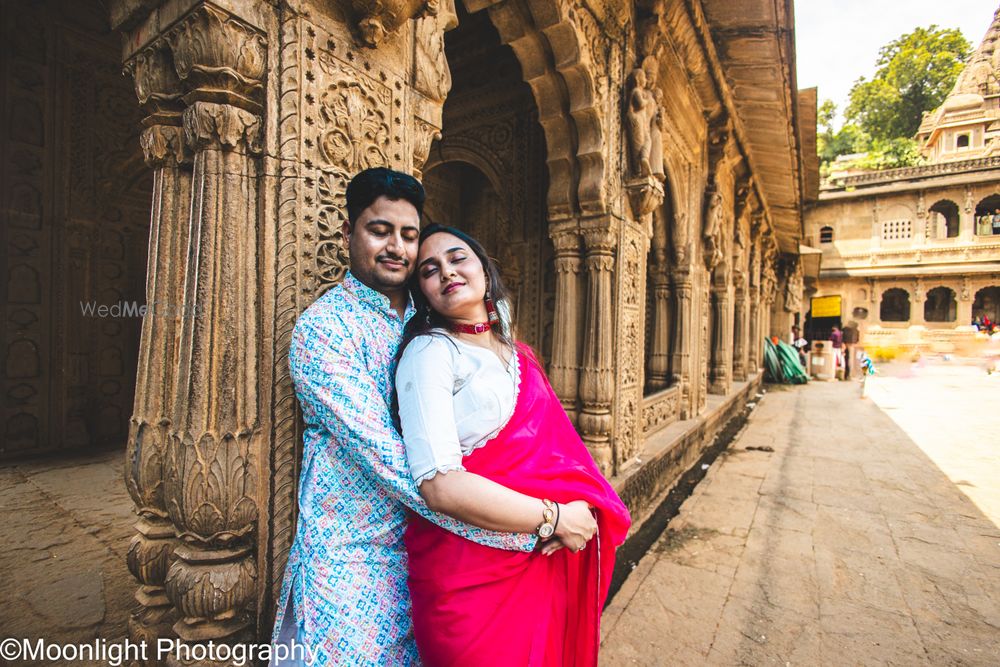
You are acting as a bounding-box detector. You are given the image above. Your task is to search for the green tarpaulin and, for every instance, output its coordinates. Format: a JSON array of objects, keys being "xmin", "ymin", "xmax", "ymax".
[{"xmin": 763, "ymin": 338, "xmax": 809, "ymax": 384}]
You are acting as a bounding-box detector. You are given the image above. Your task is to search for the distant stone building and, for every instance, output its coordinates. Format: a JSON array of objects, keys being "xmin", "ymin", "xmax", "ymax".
[
  {"xmin": 1, "ymin": 0, "xmax": 815, "ymax": 654},
  {"xmin": 805, "ymin": 7, "xmax": 1000, "ymax": 345}
]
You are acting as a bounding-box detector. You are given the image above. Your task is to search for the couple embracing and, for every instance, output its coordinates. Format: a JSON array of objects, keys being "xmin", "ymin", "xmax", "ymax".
[{"xmin": 272, "ymin": 167, "xmax": 630, "ymax": 666}]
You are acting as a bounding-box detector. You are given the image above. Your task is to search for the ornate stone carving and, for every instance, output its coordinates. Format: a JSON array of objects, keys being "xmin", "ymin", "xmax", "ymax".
[
  {"xmin": 167, "ymin": 4, "xmax": 266, "ymax": 110},
  {"xmin": 316, "ymin": 71, "xmax": 391, "ymax": 171},
  {"xmin": 703, "ymin": 191, "xmax": 725, "ymax": 269},
  {"xmin": 626, "ymin": 175, "xmax": 664, "ymax": 229},
  {"xmin": 784, "ymin": 260, "xmax": 803, "ymax": 313},
  {"xmin": 183, "ymin": 101, "xmax": 262, "ymax": 154},
  {"xmin": 548, "ymin": 226, "xmax": 583, "ymax": 421},
  {"xmin": 125, "ymin": 33, "xmax": 191, "ymax": 655},
  {"xmin": 642, "ymin": 387, "xmax": 680, "ymax": 435},
  {"xmin": 127, "ymin": 45, "xmax": 184, "ymax": 119},
  {"xmin": 351, "ymin": 0, "xmax": 436, "ymax": 47},
  {"xmin": 140, "ymin": 125, "xmax": 189, "ymax": 167},
  {"xmin": 627, "ymin": 68, "xmax": 654, "ymax": 177},
  {"xmin": 413, "ymin": 0, "xmax": 456, "ymax": 103},
  {"xmin": 412, "ymin": 117, "xmax": 442, "ymax": 180},
  {"xmin": 579, "ymin": 225, "xmax": 617, "ymax": 474}
]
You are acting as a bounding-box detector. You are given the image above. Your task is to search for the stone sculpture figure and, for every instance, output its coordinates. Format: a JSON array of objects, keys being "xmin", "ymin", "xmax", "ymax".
[
  {"xmin": 642, "ymin": 56, "xmax": 665, "ymax": 181},
  {"xmin": 784, "ymin": 264, "xmax": 803, "ymax": 313},
  {"xmin": 627, "ymin": 68, "xmax": 653, "ymax": 176},
  {"xmin": 351, "ymin": 0, "xmax": 437, "ymax": 47},
  {"xmin": 703, "ymin": 191, "xmax": 724, "ymax": 269}
]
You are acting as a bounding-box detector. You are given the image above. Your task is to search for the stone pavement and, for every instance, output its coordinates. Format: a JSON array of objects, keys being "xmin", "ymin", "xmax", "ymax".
[
  {"xmin": 0, "ymin": 449, "xmax": 135, "ymax": 648},
  {"xmin": 601, "ymin": 361, "xmax": 1000, "ymax": 666}
]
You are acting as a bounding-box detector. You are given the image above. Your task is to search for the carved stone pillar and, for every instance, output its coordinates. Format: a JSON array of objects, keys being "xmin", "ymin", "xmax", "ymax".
[
  {"xmin": 160, "ymin": 6, "xmax": 266, "ymax": 661},
  {"xmin": 732, "ymin": 271, "xmax": 748, "ymax": 382},
  {"xmin": 708, "ymin": 275, "xmax": 733, "ymax": 395},
  {"xmin": 647, "ymin": 264, "xmax": 672, "ymax": 391},
  {"xmin": 579, "ymin": 227, "xmax": 617, "ymax": 474},
  {"xmin": 671, "ymin": 270, "xmax": 693, "ymax": 418},
  {"xmin": 549, "ymin": 226, "xmax": 583, "ymax": 423},
  {"xmin": 747, "ymin": 292, "xmax": 760, "ymax": 371},
  {"xmin": 646, "ymin": 208, "xmax": 671, "ymax": 391},
  {"xmin": 124, "ymin": 46, "xmax": 189, "ymax": 658},
  {"xmin": 911, "ymin": 278, "xmax": 926, "ymax": 325}
]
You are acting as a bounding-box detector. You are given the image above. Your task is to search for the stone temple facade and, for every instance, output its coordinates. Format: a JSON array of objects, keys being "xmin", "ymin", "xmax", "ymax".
[
  {"xmin": 0, "ymin": 0, "xmax": 815, "ymax": 657},
  {"xmin": 805, "ymin": 7, "xmax": 1000, "ymax": 348}
]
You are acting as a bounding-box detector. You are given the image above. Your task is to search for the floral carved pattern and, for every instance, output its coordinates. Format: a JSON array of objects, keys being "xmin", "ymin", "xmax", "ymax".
[
  {"xmin": 301, "ymin": 26, "xmax": 405, "ymax": 293},
  {"xmin": 317, "ymin": 74, "xmax": 391, "ymax": 171},
  {"xmin": 642, "ymin": 387, "xmax": 680, "ymax": 435}
]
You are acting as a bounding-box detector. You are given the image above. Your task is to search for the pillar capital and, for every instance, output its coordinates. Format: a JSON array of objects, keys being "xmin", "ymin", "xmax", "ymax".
[
  {"xmin": 581, "ymin": 226, "xmax": 617, "ymax": 256},
  {"xmin": 126, "ymin": 43, "xmax": 185, "ymax": 122},
  {"xmin": 140, "ymin": 124, "xmax": 190, "ymax": 168},
  {"xmin": 166, "ymin": 3, "xmax": 267, "ymax": 111},
  {"xmin": 182, "ymin": 101, "xmax": 262, "ymax": 154}
]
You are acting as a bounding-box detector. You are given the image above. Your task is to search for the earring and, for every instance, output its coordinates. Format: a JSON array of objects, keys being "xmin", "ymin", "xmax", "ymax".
[{"xmin": 485, "ymin": 290, "xmax": 500, "ymax": 325}]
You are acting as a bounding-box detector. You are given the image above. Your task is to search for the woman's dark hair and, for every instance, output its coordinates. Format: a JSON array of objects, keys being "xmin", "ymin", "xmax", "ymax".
[
  {"xmin": 345, "ymin": 167, "xmax": 425, "ymax": 228},
  {"xmin": 391, "ymin": 224, "xmax": 516, "ymax": 433},
  {"xmin": 396, "ymin": 223, "xmax": 514, "ymax": 364}
]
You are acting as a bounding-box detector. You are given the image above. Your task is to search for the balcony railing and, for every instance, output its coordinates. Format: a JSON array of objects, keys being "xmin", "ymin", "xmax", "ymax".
[{"xmin": 822, "ymin": 155, "xmax": 1000, "ymax": 190}]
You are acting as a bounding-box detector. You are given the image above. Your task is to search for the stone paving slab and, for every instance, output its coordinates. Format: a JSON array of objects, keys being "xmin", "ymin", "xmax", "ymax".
[
  {"xmin": 601, "ymin": 363, "xmax": 1000, "ymax": 666},
  {"xmin": 0, "ymin": 449, "xmax": 135, "ymax": 653}
]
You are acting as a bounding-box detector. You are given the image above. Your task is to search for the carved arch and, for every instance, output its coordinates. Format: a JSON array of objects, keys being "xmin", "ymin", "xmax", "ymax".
[
  {"xmin": 468, "ymin": 0, "xmax": 606, "ymax": 219},
  {"xmin": 424, "ymin": 143, "xmax": 507, "ymax": 203}
]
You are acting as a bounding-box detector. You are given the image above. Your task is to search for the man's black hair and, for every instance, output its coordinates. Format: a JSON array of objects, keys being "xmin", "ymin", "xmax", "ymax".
[{"xmin": 345, "ymin": 167, "xmax": 425, "ymax": 228}]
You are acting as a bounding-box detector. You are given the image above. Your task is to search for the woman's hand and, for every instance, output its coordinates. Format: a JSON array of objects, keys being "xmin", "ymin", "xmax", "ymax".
[{"xmin": 552, "ymin": 500, "xmax": 596, "ymax": 552}]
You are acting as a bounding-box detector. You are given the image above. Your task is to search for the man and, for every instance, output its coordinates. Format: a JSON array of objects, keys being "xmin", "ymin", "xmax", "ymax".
[{"xmin": 272, "ymin": 168, "xmax": 536, "ymax": 665}]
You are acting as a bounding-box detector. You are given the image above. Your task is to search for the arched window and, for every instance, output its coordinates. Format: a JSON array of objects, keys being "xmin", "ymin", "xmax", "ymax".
[
  {"xmin": 957, "ymin": 134, "xmax": 970, "ymax": 149},
  {"xmin": 924, "ymin": 286, "xmax": 957, "ymax": 323},
  {"xmin": 975, "ymin": 194, "xmax": 1000, "ymax": 236},
  {"xmin": 819, "ymin": 226, "xmax": 833, "ymax": 243},
  {"xmin": 973, "ymin": 286, "xmax": 1000, "ymax": 325},
  {"xmin": 880, "ymin": 288, "xmax": 911, "ymax": 322},
  {"xmin": 929, "ymin": 200, "xmax": 960, "ymax": 239}
]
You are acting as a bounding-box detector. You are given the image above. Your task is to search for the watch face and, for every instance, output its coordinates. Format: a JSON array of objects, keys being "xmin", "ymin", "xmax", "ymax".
[{"xmin": 538, "ymin": 523, "xmax": 554, "ymax": 539}]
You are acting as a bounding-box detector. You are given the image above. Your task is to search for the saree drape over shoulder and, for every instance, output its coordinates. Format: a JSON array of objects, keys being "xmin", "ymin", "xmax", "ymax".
[{"xmin": 404, "ymin": 343, "xmax": 631, "ymax": 666}]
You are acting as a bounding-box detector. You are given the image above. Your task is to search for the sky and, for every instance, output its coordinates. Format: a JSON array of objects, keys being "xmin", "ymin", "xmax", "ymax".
[{"xmin": 794, "ymin": 0, "xmax": 998, "ymax": 127}]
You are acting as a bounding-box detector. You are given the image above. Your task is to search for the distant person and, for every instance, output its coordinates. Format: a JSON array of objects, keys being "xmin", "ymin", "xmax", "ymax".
[
  {"xmin": 842, "ymin": 321, "xmax": 860, "ymax": 379},
  {"xmin": 993, "ymin": 209, "xmax": 1000, "ymax": 235},
  {"xmin": 830, "ymin": 326, "xmax": 844, "ymax": 377},
  {"xmin": 979, "ymin": 213, "xmax": 993, "ymax": 235},
  {"xmin": 790, "ymin": 325, "xmax": 808, "ymax": 368}
]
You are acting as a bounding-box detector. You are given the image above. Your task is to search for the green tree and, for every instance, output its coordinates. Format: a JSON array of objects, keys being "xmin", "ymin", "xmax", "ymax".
[
  {"xmin": 845, "ymin": 26, "xmax": 972, "ymax": 142},
  {"xmin": 816, "ymin": 100, "xmax": 870, "ymax": 167}
]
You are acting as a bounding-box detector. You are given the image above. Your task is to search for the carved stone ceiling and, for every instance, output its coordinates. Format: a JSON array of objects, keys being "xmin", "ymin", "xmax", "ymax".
[{"xmin": 702, "ymin": 0, "xmax": 804, "ymax": 253}]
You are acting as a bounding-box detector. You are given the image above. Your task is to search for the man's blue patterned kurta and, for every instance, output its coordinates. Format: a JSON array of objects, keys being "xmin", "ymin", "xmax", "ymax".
[{"xmin": 273, "ymin": 272, "xmax": 536, "ymax": 665}]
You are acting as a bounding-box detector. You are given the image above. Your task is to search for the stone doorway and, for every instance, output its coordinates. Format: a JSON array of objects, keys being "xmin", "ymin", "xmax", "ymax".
[
  {"xmin": 1, "ymin": 0, "xmax": 151, "ymax": 460},
  {"xmin": 422, "ymin": 4, "xmax": 552, "ymax": 357}
]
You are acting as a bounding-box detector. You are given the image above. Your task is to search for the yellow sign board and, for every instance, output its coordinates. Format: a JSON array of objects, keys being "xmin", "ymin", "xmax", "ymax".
[{"xmin": 811, "ymin": 295, "xmax": 842, "ymax": 318}]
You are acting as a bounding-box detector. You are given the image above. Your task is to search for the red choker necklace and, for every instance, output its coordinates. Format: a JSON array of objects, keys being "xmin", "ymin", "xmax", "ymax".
[{"xmin": 450, "ymin": 321, "xmax": 494, "ymax": 335}]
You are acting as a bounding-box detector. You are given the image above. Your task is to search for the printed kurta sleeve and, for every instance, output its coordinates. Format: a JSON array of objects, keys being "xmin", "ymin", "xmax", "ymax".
[
  {"xmin": 395, "ymin": 336, "xmax": 465, "ymax": 485},
  {"xmin": 289, "ymin": 316, "xmax": 537, "ymax": 553}
]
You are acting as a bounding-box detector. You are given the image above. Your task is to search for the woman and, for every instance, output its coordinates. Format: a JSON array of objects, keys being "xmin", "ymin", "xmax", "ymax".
[{"xmin": 394, "ymin": 224, "xmax": 631, "ymax": 666}]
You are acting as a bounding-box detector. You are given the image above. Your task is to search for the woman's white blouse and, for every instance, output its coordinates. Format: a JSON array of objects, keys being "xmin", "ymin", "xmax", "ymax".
[{"xmin": 396, "ymin": 332, "xmax": 520, "ymax": 485}]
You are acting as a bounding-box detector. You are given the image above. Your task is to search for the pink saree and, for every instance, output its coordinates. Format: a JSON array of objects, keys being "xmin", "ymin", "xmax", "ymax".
[{"xmin": 404, "ymin": 343, "xmax": 631, "ymax": 666}]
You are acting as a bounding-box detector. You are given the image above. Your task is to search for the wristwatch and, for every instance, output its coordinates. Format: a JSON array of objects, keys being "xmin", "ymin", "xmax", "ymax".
[{"xmin": 537, "ymin": 499, "xmax": 556, "ymax": 539}]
